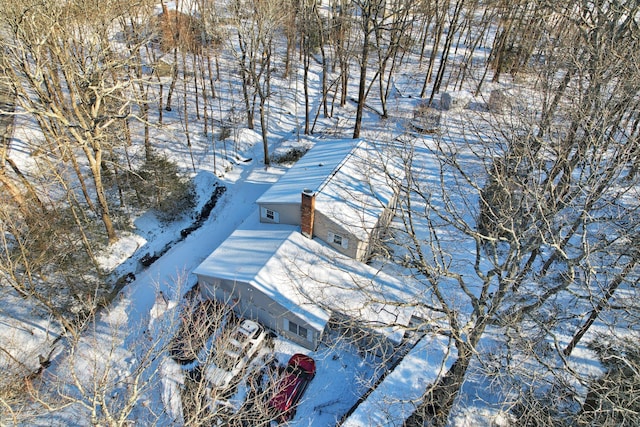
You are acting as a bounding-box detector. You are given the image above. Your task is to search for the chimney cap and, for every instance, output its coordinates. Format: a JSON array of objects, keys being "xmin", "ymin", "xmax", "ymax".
[{"xmin": 302, "ymin": 188, "xmax": 314, "ymax": 195}]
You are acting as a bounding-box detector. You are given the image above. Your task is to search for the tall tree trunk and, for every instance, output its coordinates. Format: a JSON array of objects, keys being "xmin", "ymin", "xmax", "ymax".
[
  {"xmin": 81, "ymin": 143, "xmax": 117, "ymax": 244},
  {"xmin": 405, "ymin": 334, "xmax": 480, "ymax": 427},
  {"xmin": 199, "ymin": 55, "xmax": 209, "ymax": 137},
  {"xmin": 181, "ymin": 50, "xmax": 196, "ymax": 172},
  {"xmin": 429, "ymin": 0, "xmax": 465, "ymax": 105},
  {"xmin": 259, "ymin": 97, "xmax": 270, "ymax": 167},
  {"xmin": 303, "ymin": 46, "xmax": 311, "ymax": 135},
  {"xmin": 158, "ymin": 84, "xmax": 164, "ymax": 124},
  {"xmin": 420, "ymin": 2, "xmax": 446, "ymax": 98},
  {"xmin": 165, "ymin": 49, "xmax": 179, "ymax": 111},
  {"xmin": 258, "ymin": 40, "xmax": 272, "ymax": 167},
  {"xmin": 458, "ymin": 8, "xmax": 492, "ymax": 91},
  {"xmin": 490, "ymin": 9, "xmax": 515, "ymax": 83},
  {"xmin": 192, "ymin": 51, "xmax": 200, "ymax": 121},
  {"xmin": 353, "ymin": 1, "xmax": 374, "ymax": 139},
  {"xmin": 237, "ymin": 32, "xmax": 255, "ymax": 130},
  {"xmin": 313, "ymin": 3, "xmax": 328, "ymax": 118}
]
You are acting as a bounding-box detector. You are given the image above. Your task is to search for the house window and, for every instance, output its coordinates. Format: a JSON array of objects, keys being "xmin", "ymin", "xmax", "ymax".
[
  {"xmin": 299, "ymin": 325, "xmax": 308, "ymax": 338},
  {"xmin": 286, "ymin": 319, "xmax": 310, "ymax": 341},
  {"xmin": 260, "ymin": 207, "xmax": 279, "ymax": 223},
  {"xmin": 328, "ymin": 232, "xmax": 349, "ymax": 249}
]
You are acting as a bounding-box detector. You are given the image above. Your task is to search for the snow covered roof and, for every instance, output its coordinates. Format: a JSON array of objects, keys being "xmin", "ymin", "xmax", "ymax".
[
  {"xmin": 257, "ymin": 138, "xmax": 403, "ymax": 241},
  {"xmin": 193, "ymin": 221, "xmax": 330, "ymax": 331},
  {"xmin": 193, "ymin": 213, "xmax": 414, "ymax": 341},
  {"xmin": 342, "ymin": 334, "xmax": 454, "ymax": 427},
  {"xmin": 256, "ymin": 139, "xmax": 360, "ymax": 205},
  {"xmin": 315, "ymin": 139, "xmax": 402, "ymax": 241}
]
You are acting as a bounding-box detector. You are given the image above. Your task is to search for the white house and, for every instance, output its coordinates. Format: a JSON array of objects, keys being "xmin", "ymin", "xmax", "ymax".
[
  {"xmin": 193, "ymin": 215, "xmax": 414, "ymax": 351},
  {"xmin": 256, "ymin": 138, "xmax": 402, "ymax": 262},
  {"xmin": 193, "ymin": 138, "xmax": 409, "ymax": 350}
]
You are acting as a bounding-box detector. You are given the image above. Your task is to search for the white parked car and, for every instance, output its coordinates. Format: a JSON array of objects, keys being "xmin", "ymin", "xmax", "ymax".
[{"xmin": 205, "ymin": 319, "xmax": 266, "ymax": 390}]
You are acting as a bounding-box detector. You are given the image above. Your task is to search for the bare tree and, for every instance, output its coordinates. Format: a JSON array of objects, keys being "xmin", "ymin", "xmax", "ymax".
[
  {"xmin": 160, "ymin": 291, "xmax": 283, "ymax": 426},
  {"xmin": 328, "ymin": 0, "xmax": 354, "ymax": 110},
  {"xmin": 353, "ymin": 0, "xmax": 385, "ymax": 139},
  {"xmin": 488, "ymin": 0, "xmax": 546, "ymax": 83},
  {"xmin": 0, "ymin": 0, "xmax": 161, "ymax": 244},
  {"xmin": 395, "ymin": 2, "xmax": 640, "ymax": 423},
  {"xmin": 577, "ymin": 335, "xmax": 640, "ymax": 426},
  {"xmin": 419, "ymin": 0, "xmax": 447, "ymax": 98},
  {"xmin": 370, "ymin": 0, "xmax": 415, "ymax": 118},
  {"xmin": 0, "ymin": 63, "xmax": 45, "ymax": 219},
  {"xmin": 426, "ymin": 0, "xmax": 465, "ymax": 105},
  {"xmin": 229, "ymin": 0, "xmax": 284, "ymax": 167},
  {"xmin": 120, "ymin": 4, "xmax": 159, "ymax": 162}
]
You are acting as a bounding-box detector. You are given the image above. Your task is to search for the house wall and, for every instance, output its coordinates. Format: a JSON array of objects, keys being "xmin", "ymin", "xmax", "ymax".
[
  {"xmin": 313, "ymin": 211, "xmax": 364, "ymax": 260},
  {"xmin": 257, "ymin": 203, "xmax": 300, "ymax": 225},
  {"xmin": 196, "ymin": 274, "xmax": 320, "ymax": 350},
  {"xmin": 313, "ymin": 199, "xmax": 398, "ymax": 262}
]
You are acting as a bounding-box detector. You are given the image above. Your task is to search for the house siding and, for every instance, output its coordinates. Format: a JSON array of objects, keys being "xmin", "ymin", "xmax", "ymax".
[
  {"xmin": 313, "ymin": 211, "xmax": 363, "ymax": 260},
  {"xmin": 258, "ymin": 202, "xmax": 300, "ymax": 225},
  {"xmin": 197, "ymin": 274, "xmax": 319, "ymax": 350}
]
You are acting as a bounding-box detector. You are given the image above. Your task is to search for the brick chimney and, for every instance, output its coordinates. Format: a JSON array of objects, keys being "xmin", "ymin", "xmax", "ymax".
[{"xmin": 301, "ymin": 189, "xmax": 315, "ymax": 238}]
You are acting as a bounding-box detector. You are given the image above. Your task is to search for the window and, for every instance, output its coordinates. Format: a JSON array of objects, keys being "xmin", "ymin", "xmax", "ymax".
[
  {"xmin": 328, "ymin": 232, "xmax": 349, "ymax": 249},
  {"xmin": 261, "ymin": 207, "xmax": 279, "ymax": 223},
  {"xmin": 299, "ymin": 325, "xmax": 308, "ymax": 339},
  {"xmin": 285, "ymin": 319, "xmax": 311, "ymax": 341},
  {"xmin": 288, "ymin": 320, "xmax": 299, "ymax": 334}
]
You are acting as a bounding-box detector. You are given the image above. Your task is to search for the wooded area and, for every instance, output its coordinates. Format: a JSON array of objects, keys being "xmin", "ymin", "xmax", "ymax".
[{"xmin": 0, "ymin": 0, "xmax": 638, "ymax": 425}]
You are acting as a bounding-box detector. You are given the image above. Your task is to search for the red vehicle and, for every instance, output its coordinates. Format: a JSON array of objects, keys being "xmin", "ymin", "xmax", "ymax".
[{"xmin": 269, "ymin": 354, "xmax": 316, "ymax": 422}]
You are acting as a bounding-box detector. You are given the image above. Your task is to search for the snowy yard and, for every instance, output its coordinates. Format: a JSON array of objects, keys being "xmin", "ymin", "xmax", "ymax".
[{"xmin": 1, "ymin": 0, "xmax": 638, "ymax": 426}]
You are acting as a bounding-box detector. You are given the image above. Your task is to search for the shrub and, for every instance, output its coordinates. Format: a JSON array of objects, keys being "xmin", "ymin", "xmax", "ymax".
[
  {"xmin": 272, "ymin": 147, "xmax": 308, "ymax": 165},
  {"xmin": 128, "ymin": 155, "xmax": 196, "ymax": 223}
]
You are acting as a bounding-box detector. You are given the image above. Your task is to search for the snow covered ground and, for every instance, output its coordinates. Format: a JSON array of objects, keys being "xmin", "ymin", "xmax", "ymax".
[
  {"xmin": 2, "ymin": 1, "xmax": 624, "ymax": 425},
  {"xmin": 19, "ymin": 137, "xmax": 410, "ymax": 426}
]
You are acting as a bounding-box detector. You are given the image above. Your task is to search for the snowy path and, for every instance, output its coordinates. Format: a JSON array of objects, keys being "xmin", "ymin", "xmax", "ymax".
[{"xmin": 124, "ymin": 157, "xmax": 283, "ymax": 322}]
